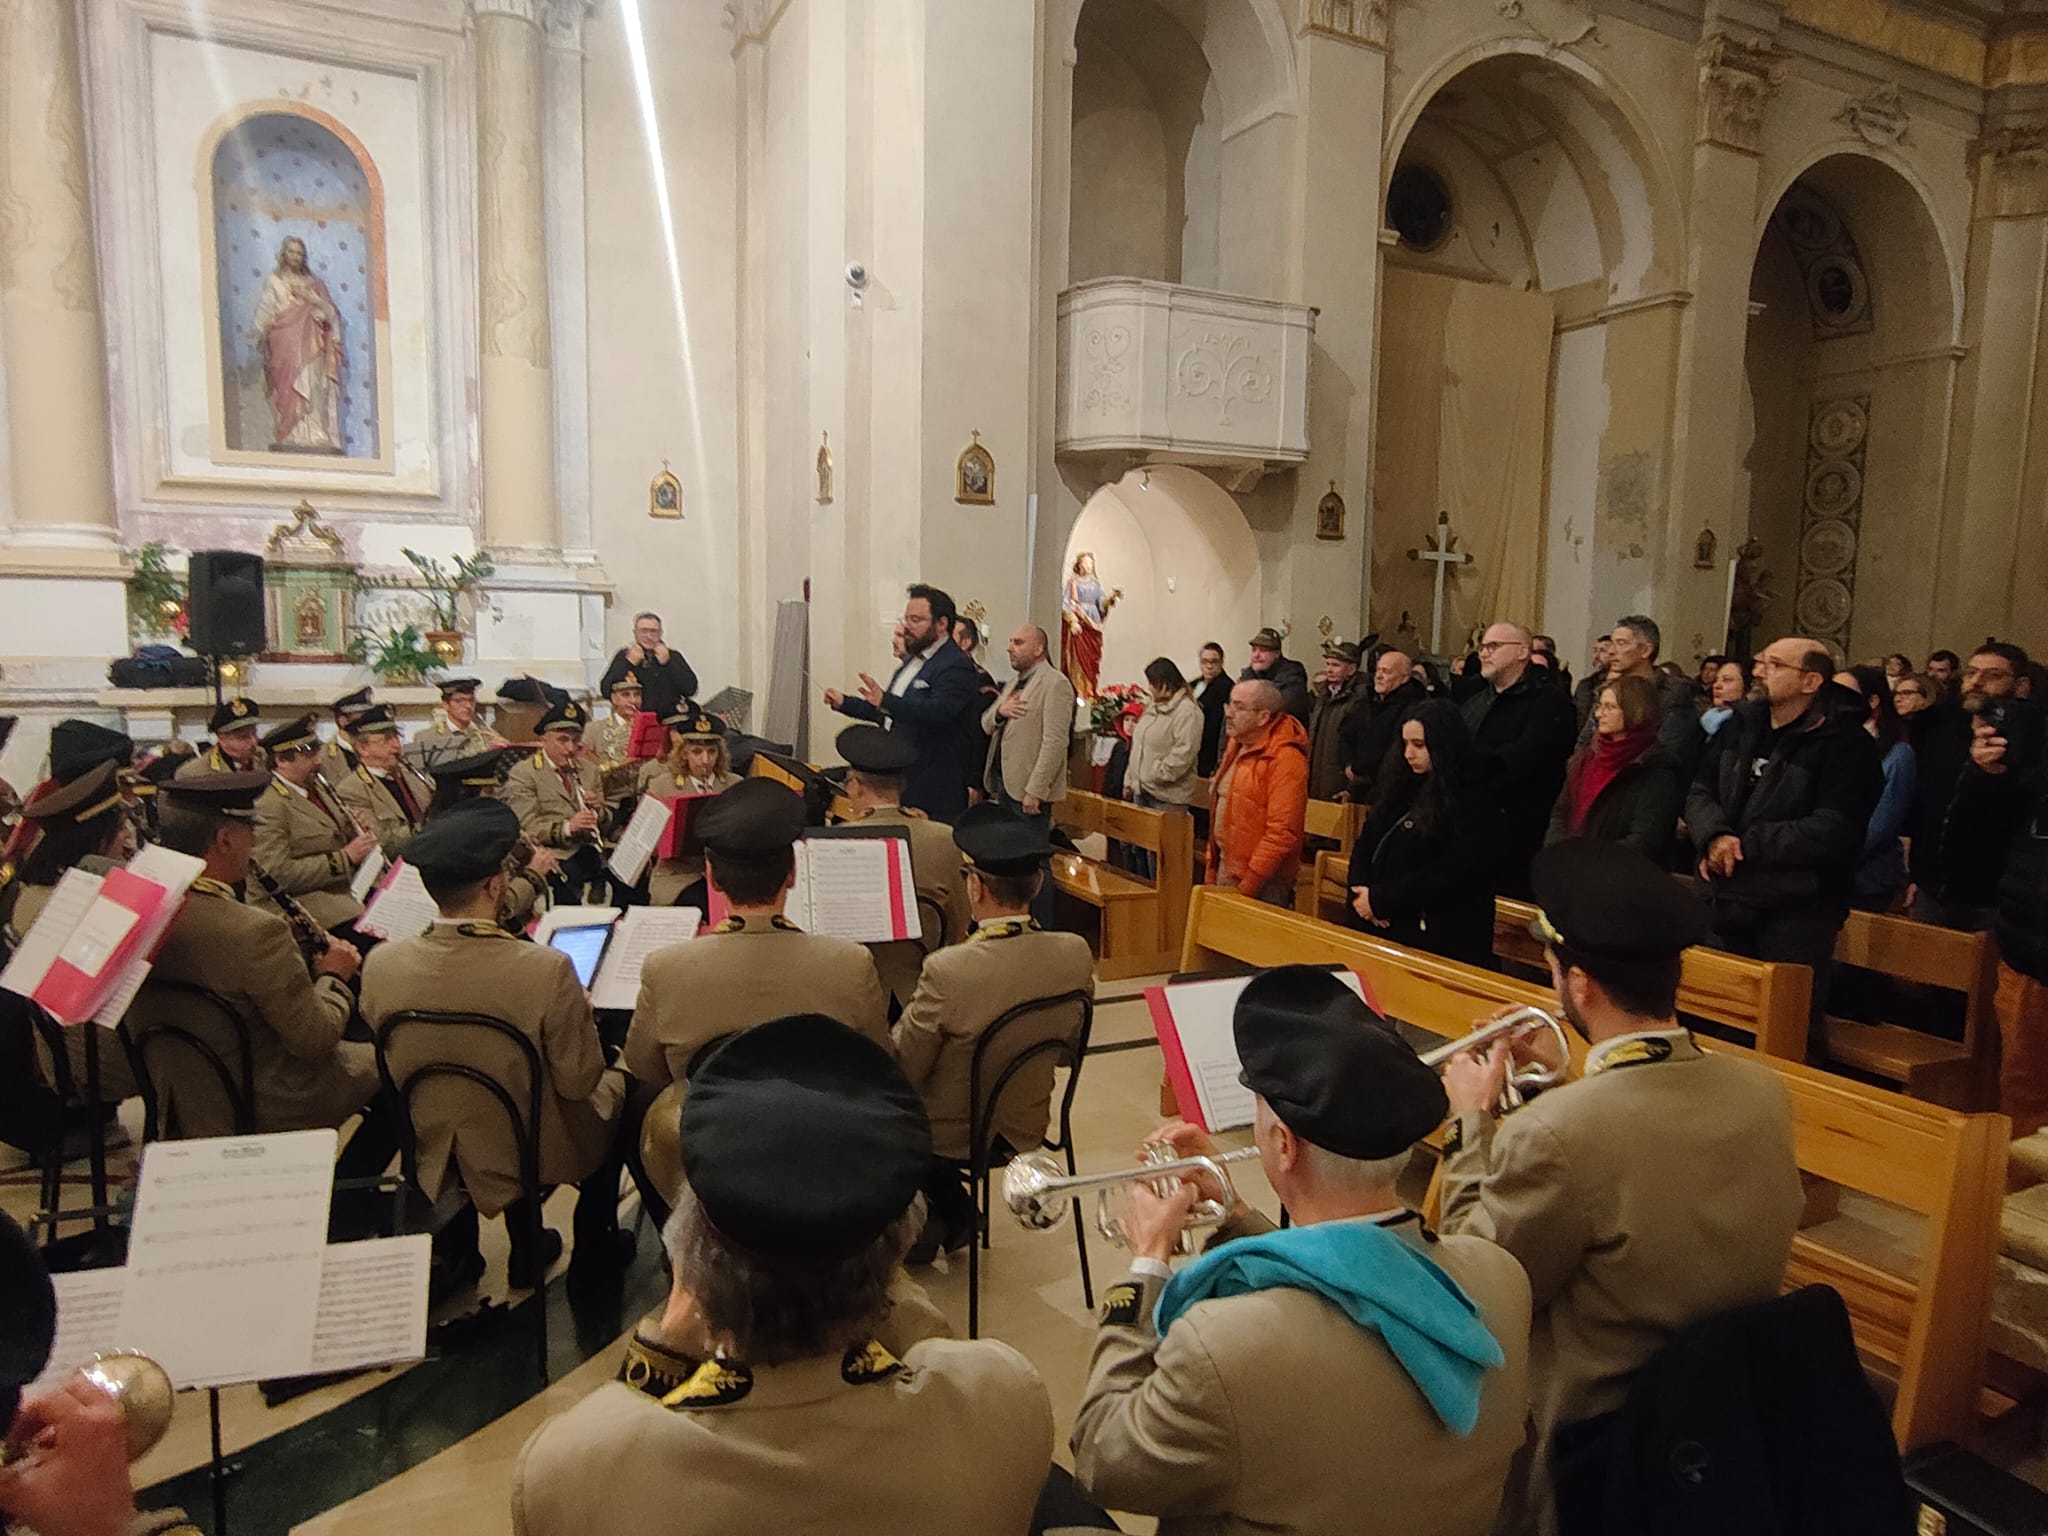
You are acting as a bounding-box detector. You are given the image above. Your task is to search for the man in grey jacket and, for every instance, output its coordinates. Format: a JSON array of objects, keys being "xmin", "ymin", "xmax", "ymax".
[{"xmin": 983, "ymin": 624, "xmax": 1075, "ymax": 921}]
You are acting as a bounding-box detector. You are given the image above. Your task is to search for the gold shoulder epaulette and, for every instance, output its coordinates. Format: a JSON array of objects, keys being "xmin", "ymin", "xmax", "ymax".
[
  {"xmin": 660, "ymin": 1357, "xmax": 752, "ymax": 1410},
  {"xmin": 770, "ymin": 914, "xmax": 801, "ymax": 932},
  {"xmin": 712, "ymin": 916, "xmax": 745, "ymax": 935}
]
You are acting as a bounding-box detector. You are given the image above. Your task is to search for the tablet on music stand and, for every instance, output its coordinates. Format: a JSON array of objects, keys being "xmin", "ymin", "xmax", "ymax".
[{"xmin": 548, "ymin": 923, "xmax": 614, "ymax": 989}]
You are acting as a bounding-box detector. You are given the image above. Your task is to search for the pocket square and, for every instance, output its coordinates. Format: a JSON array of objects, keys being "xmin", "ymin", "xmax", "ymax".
[{"xmin": 913, "ymin": 679, "xmax": 931, "ymax": 690}]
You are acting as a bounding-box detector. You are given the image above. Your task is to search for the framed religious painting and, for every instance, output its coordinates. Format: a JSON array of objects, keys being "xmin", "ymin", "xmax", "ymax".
[
  {"xmin": 1316, "ymin": 483, "xmax": 1347, "ymax": 541},
  {"xmin": 955, "ymin": 431, "xmax": 995, "ymax": 505},
  {"xmin": 650, "ymin": 462, "xmax": 683, "ymax": 519}
]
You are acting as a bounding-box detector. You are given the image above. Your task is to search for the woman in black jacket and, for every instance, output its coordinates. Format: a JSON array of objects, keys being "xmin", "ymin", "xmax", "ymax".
[
  {"xmin": 1345, "ymin": 700, "xmax": 1501, "ymax": 969},
  {"xmin": 1546, "ymin": 673, "xmax": 1685, "ymax": 863}
]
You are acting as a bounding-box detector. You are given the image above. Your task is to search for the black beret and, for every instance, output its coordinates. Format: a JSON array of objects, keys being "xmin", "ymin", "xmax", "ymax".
[
  {"xmin": 407, "ymin": 800, "xmax": 521, "ymax": 883},
  {"xmin": 260, "ymin": 713, "xmax": 320, "ymax": 754},
  {"xmin": 836, "ymin": 724, "xmax": 915, "ymax": 776},
  {"xmin": 1233, "ymin": 965, "xmax": 1446, "ymax": 1159},
  {"xmin": 159, "ymin": 768, "xmax": 271, "ymax": 821},
  {"xmin": 698, "ymin": 778, "xmax": 804, "ymax": 856},
  {"xmin": 496, "ymin": 675, "xmax": 547, "ymax": 704},
  {"xmin": 536, "ymin": 697, "xmax": 588, "ymax": 734},
  {"xmin": 49, "ymin": 720, "xmax": 134, "ymax": 783},
  {"xmin": 24, "ymin": 761, "xmax": 124, "ymax": 823},
  {"xmin": 332, "ymin": 688, "xmax": 374, "ymax": 715},
  {"xmin": 138, "ymin": 741, "xmax": 197, "ymax": 786},
  {"xmin": 1529, "ymin": 839, "xmax": 1708, "ymax": 968},
  {"xmin": 667, "ymin": 709, "xmax": 726, "ymax": 740},
  {"xmin": 681, "ymin": 1014, "xmax": 931, "ymax": 1261},
  {"xmin": 436, "ymin": 676, "xmax": 482, "ymax": 698},
  {"xmin": 347, "ymin": 704, "xmax": 400, "ymax": 736},
  {"xmin": 208, "ymin": 697, "xmax": 261, "ymax": 735},
  {"xmin": 430, "ymin": 746, "xmax": 523, "ymax": 787},
  {"xmin": 0, "ymin": 1209, "xmax": 55, "ymax": 1428},
  {"xmin": 952, "ymin": 801, "xmax": 1050, "ymax": 878}
]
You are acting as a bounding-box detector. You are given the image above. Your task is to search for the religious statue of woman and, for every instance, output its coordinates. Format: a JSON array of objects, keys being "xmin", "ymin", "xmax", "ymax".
[
  {"xmin": 1060, "ymin": 551, "xmax": 1122, "ymax": 702},
  {"xmin": 251, "ymin": 236, "xmax": 344, "ymax": 453}
]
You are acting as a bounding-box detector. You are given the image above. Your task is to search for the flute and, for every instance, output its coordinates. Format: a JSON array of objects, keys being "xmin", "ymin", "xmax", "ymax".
[{"xmin": 248, "ymin": 858, "xmax": 333, "ymax": 962}]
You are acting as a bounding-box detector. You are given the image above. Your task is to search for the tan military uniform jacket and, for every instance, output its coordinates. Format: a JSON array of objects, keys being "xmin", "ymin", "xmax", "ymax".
[
  {"xmin": 850, "ymin": 804, "xmax": 971, "ymax": 1006},
  {"xmin": 1071, "ymin": 1214, "xmax": 1532, "ymax": 1536},
  {"xmin": 585, "ymin": 715, "xmax": 640, "ymax": 802},
  {"xmin": 130, "ymin": 879, "xmax": 372, "ymax": 1136},
  {"xmin": 893, "ymin": 918, "xmax": 1094, "ymax": 1160},
  {"xmin": 174, "ymin": 744, "xmax": 269, "ymax": 781},
  {"xmin": 512, "ymin": 1334, "xmax": 1052, "ymax": 1536},
  {"xmin": 333, "ymin": 761, "xmax": 434, "ymax": 860},
  {"xmin": 407, "ymin": 718, "xmax": 500, "ymax": 772},
  {"xmin": 1438, "ymin": 1033, "xmax": 1802, "ymax": 1501},
  {"xmin": 252, "ymin": 776, "xmax": 365, "ymax": 929},
  {"xmin": 635, "ymin": 765, "xmax": 740, "ymax": 906},
  {"xmin": 503, "ymin": 750, "xmax": 605, "ymax": 853},
  {"xmin": 361, "ymin": 921, "xmax": 624, "ymax": 1215},
  {"xmin": 318, "ymin": 738, "xmax": 356, "ymax": 783},
  {"xmin": 623, "ymin": 914, "xmax": 890, "ymax": 1087}
]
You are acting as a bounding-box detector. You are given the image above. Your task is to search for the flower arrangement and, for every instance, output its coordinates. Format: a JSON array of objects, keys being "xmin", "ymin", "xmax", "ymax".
[
  {"xmin": 1088, "ymin": 683, "xmax": 1147, "ymax": 742},
  {"xmin": 125, "ymin": 541, "xmax": 188, "ymax": 642},
  {"xmin": 346, "ymin": 624, "xmax": 439, "ymax": 684},
  {"xmin": 355, "ymin": 548, "xmax": 496, "ymax": 632}
]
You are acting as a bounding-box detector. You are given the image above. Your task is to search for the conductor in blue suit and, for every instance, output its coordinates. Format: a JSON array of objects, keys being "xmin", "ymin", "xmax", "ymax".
[{"xmin": 826, "ymin": 584, "xmax": 981, "ymax": 823}]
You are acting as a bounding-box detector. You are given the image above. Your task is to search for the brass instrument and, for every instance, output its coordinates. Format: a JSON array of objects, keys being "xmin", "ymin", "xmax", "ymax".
[
  {"xmin": 1005, "ymin": 1141, "xmax": 1262, "ymax": 1253},
  {"xmin": 1, "ymin": 1351, "xmax": 174, "ymax": 1467},
  {"xmin": 248, "ymin": 858, "xmax": 333, "ymax": 960},
  {"xmin": 1418, "ymin": 1006, "xmax": 1573, "ymax": 1113}
]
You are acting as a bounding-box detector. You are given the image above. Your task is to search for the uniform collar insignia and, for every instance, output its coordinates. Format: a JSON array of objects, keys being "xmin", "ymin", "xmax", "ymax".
[
  {"xmin": 456, "ymin": 921, "xmax": 511, "ymax": 939},
  {"xmin": 1586, "ymin": 1036, "xmax": 1677, "ymax": 1075},
  {"xmin": 712, "ymin": 916, "xmax": 745, "ymax": 935},
  {"xmin": 192, "ymin": 876, "xmax": 240, "ymax": 901},
  {"xmin": 770, "ymin": 913, "xmax": 801, "ymax": 932},
  {"xmin": 620, "ymin": 1327, "xmax": 699, "ymax": 1399},
  {"xmin": 839, "ymin": 1340, "xmax": 902, "ymax": 1385},
  {"xmin": 661, "ymin": 1356, "xmax": 753, "ymax": 1410},
  {"xmin": 968, "ymin": 917, "xmax": 1041, "ymax": 943}
]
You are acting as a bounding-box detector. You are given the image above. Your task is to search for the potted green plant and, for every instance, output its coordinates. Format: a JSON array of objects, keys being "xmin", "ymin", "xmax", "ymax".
[
  {"xmin": 346, "ymin": 624, "xmax": 439, "ymax": 685},
  {"xmin": 125, "ymin": 542, "xmax": 188, "ymax": 644},
  {"xmin": 356, "ymin": 548, "xmax": 494, "ymax": 667}
]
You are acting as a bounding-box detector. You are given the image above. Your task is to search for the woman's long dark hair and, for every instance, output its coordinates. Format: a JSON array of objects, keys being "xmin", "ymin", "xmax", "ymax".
[
  {"xmin": 1846, "ymin": 663, "xmax": 1906, "ymax": 751},
  {"xmin": 1368, "ymin": 699, "xmax": 1479, "ymax": 834}
]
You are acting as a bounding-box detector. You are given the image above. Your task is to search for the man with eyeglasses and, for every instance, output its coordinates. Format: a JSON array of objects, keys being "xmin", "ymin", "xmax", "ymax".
[
  {"xmin": 1908, "ymin": 640, "xmax": 2041, "ymax": 932},
  {"xmin": 1686, "ymin": 638, "xmax": 1883, "ymax": 1057},
  {"xmin": 1460, "ymin": 621, "xmax": 1577, "ymax": 899}
]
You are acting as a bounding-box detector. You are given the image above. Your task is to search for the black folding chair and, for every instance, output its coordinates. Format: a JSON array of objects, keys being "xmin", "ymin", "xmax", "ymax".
[
  {"xmin": 127, "ymin": 979, "xmax": 258, "ymax": 1140},
  {"xmin": 962, "ymin": 988, "xmax": 1095, "ymax": 1339},
  {"xmin": 24, "ymin": 1002, "xmax": 130, "ymax": 1248},
  {"xmin": 916, "ymin": 893, "xmax": 951, "ymax": 955},
  {"xmin": 374, "ymin": 1009, "xmax": 549, "ymax": 1382}
]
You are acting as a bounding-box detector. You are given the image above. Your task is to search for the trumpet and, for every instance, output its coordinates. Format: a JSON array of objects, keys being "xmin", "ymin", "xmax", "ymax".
[
  {"xmin": 1005, "ymin": 1141, "xmax": 1261, "ymax": 1253},
  {"xmin": 1418, "ymin": 1005, "xmax": 1573, "ymax": 1112},
  {"xmin": 1, "ymin": 1351, "xmax": 174, "ymax": 1467}
]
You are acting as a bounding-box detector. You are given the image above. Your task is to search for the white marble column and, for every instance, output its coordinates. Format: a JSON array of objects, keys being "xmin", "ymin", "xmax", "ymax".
[
  {"xmin": 473, "ymin": 0, "xmax": 559, "ymax": 559},
  {"xmin": 0, "ymin": 0, "xmax": 120, "ymax": 565}
]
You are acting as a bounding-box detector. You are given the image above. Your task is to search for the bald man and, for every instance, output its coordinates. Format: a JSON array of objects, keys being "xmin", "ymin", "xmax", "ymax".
[
  {"xmin": 983, "ymin": 625, "xmax": 1076, "ymax": 923},
  {"xmin": 1460, "ymin": 620, "xmax": 1577, "ymax": 899},
  {"xmin": 1687, "ymin": 636, "xmax": 1884, "ymax": 1056}
]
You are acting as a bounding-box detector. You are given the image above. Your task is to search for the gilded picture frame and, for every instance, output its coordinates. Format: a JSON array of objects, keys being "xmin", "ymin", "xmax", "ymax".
[
  {"xmin": 1316, "ymin": 483, "xmax": 1347, "ymax": 541},
  {"xmin": 650, "ymin": 462, "xmax": 683, "ymax": 519},
  {"xmin": 955, "ymin": 430, "xmax": 995, "ymax": 506}
]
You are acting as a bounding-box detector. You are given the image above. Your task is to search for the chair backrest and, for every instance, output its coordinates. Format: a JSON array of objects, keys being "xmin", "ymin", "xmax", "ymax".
[
  {"xmin": 374, "ymin": 1009, "xmax": 545, "ymax": 1202},
  {"xmin": 128, "ymin": 978, "xmax": 258, "ymax": 1138},
  {"xmin": 1053, "ymin": 791, "xmax": 1195, "ymax": 953},
  {"xmin": 966, "ymin": 988, "xmax": 1095, "ymax": 1174},
  {"xmin": 916, "ymin": 892, "xmax": 950, "ymax": 954},
  {"xmin": 1302, "ymin": 798, "xmax": 1366, "ymax": 853}
]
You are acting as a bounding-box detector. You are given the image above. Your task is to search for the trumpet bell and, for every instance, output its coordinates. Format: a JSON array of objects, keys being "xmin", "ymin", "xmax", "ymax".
[
  {"xmin": 79, "ymin": 1351, "xmax": 175, "ymax": 1462},
  {"xmin": 1002, "ymin": 1152, "xmax": 1074, "ymax": 1231}
]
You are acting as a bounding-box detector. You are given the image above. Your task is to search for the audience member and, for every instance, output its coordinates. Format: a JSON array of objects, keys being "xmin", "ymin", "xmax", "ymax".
[
  {"xmin": 1927, "ymin": 649, "xmax": 1960, "ymax": 690},
  {"xmin": 1461, "ymin": 621, "xmax": 1577, "ymax": 898},
  {"xmin": 1687, "ymin": 639, "xmax": 1884, "ymax": 1056},
  {"xmin": 1124, "ymin": 657, "xmax": 1204, "ymax": 822},
  {"xmin": 1700, "ymin": 657, "xmax": 1749, "ymax": 736},
  {"xmin": 1531, "ymin": 633, "xmax": 1572, "ymax": 693},
  {"xmin": 1696, "ymin": 654, "xmax": 1729, "ymax": 694},
  {"xmin": 1190, "ymin": 642, "xmax": 1231, "ymax": 779},
  {"xmin": 953, "ymin": 616, "xmax": 1001, "ymax": 805},
  {"xmin": 1070, "ymin": 966, "xmax": 1531, "ymax": 1536},
  {"xmin": 600, "ymin": 612, "xmax": 698, "ymax": 724},
  {"xmin": 1207, "ymin": 679, "xmax": 1309, "ymax": 906},
  {"xmin": 1892, "ymin": 673, "xmax": 1935, "ymax": 718},
  {"xmin": 1241, "ymin": 627, "xmax": 1312, "ymax": 725},
  {"xmin": 1834, "ymin": 666, "xmax": 1915, "ymax": 912},
  {"xmin": 1348, "ymin": 700, "xmax": 1501, "ymax": 968},
  {"xmin": 838, "ymin": 725, "xmax": 970, "ymax": 1008},
  {"xmin": 1339, "ymin": 644, "xmax": 1426, "ymax": 798},
  {"xmin": 1908, "ymin": 640, "xmax": 2035, "ymax": 931},
  {"xmin": 982, "ymin": 624, "xmax": 1075, "ymax": 923},
  {"xmin": 1571, "ymin": 636, "xmax": 1612, "ymax": 729},
  {"xmin": 1882, "ymin": 653, "xmax": 1913, "ymax": 690},
  {"xmin": 1586, "ymin": 615, "xmax": 1703, "ymax": 772},
  {"xmin": 828, "ymin": 585, "xmax": 982, "ymax": 822},
  {"xmin": 1306, "ymin": 640, "xmax": 1365, "ymax": 801},
  {"xmin": 1972, "ymin": 712, "xmax": 2048, "ymax": 1134},
  {"xmin": 1546, "ymin": 674, "xmax": 1684, "ymax": 864}
]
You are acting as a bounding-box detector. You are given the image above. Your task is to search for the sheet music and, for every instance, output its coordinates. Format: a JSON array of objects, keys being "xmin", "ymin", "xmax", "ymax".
[
  {"xmin": 310, "ymin": 1236, "xmax": 431, "ymax": 1375},
  {"xmin": 0, "ymin": 868, "xmax": 105, "ymax": 998},
  {"xmin": 28, "ymin": 1268, "xmax": 130, "ymax": 1395},
  {"xmin": 1155, "ymin": 972, "xmax": 1370, "ymax": 1133},
  {"xmin": 358, "ymin": 861, "xmax": 438, "ymax": 941},
  {"xmin": 591, "ymin": 906, "xmax": 700, "ymax": 1010},
  {"xmin": 794, "ymin": 838, "xmax": 911, "ymax": 944},
  {"xmin": 55, "ymin": 900, "xmax": 141, "ymax": 975},
  {"xmin": 124, "ymin": 845, "xmax": 205, "ymax": 949},
  {"xmin": 606, "ymin": 795, "xmax": 674, "ymax": 887},
  {"xmin": 533, "ymin": 905, "xmax": 621, "ymax": 945},
  {"xmin": 121, "ymin": 1130, "xmax": 337, "ymax": 1389},
  {"xmin": 349, "ymin": 846, "xmax": 388, "ymax": 903},
  {"xmin": 92, "ymin": 960, "xmax": 151, "ymax": 1028}
]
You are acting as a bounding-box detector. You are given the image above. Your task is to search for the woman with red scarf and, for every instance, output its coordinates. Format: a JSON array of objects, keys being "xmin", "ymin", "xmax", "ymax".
[{"xmin": 1546, "ymin": 673, "xmax": 1684, "ymax": 863}]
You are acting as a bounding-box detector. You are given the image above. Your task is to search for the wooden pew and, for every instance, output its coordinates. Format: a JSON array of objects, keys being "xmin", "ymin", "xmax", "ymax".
[
  {"xmin": 1307, "ymin": 853, "xmax": 1812, "ymax": 1064},
  {"xmin": 1293, "ymin": 799, "xmax": 1368, "ymax": 914},
  {"xmin": 1174, "ymin": 886, "xmax": 2009, "ymax": 1453},
  {"xmin": 1050, "ymin": 790, "xmax": 1194, "ymax": 981},
  {"xmin": 1826, "ymin": 910, "xmax": 1999, "ymax": 1111}
]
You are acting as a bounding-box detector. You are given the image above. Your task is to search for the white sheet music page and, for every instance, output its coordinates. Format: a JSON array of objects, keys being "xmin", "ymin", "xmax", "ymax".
[
  {"xmin": 794, "ymin": 838, "xmax": 899, "ymax": 943},
  {"xmin": 606, "ymin": 795, "xmax": 674, "ymax": 887},
  {"xmin": 311, "ymin": 1236, "xmax": 431, "ymax": 1375},
  {"xmin": 358, "ymin": 861, "xmax": 438, "ymax": 941},
  {"xmin": 1160, "ymin": 972, "xmax": 1370, "ymax": 1132},
  {"xmin": 348, "ymin": 845, "xmax": 388, "ymax": 903},
  {"xmin": 591, "ymin": 906, "xmax": 701, "ymax": 1010},
  {"xmin": 120, "ymin": 1130, "xmax": 337, "ymax": 1389},
  {"xmin": 0, "ymin": 868, "xmax": 104, "ymax": 998},
  {"xmin": 28, "ymin": 1268, "xmax": 131, "ymax": 1395}
]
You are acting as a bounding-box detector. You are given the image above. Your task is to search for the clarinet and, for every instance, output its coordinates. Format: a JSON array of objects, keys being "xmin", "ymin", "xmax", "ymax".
[{"xmin": 248, "ymin": 858, "xmax": 333, "ymax": 964}]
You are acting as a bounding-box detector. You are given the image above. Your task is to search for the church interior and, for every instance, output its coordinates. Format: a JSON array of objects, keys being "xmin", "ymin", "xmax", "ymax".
[{"xmin": 7, "ymin": 0, "xmax": 2048, "ymax": 1531}]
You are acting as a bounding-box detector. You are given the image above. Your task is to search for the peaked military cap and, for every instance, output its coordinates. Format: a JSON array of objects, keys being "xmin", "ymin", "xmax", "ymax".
[
  {"xmin": 430, "ymin": 746, "xmax": 523, "ymax": 788},
  {"xmin": 697, "ymin": 778, "xmax": 804, "ymax": 857},
  {"xmin": 536, "ymin": 697, "xmax": 588, "ymax": 734},
  {"xmin": 346, "ymin": 704, "xmax": 400, "ymax": 736},
  {"xmin": 24, "ymin": 761, "xmax": 125, "ymax": 824},
  {"xmin": 159, "ymin": 768, "xmax": 270, "ymax": 821},
  {"xmin": 209, "ymin": 697, "xmax": 261, "ymax": 735},
  {"xmin": 1322, "ymin": 640, "xmax": 1362, "ymax": 664},
  {"xmin": 1233, "ymin": 965, "xmax": 1444, "ymax": 1159},
  {"xmin": 610, "ymin": 668, "xmax": 643, "ymax": 693},
  {"xmin": 435, "ymin": 676, "xmax": 482, "ymax": 699},
  {"xmin": 836, "ymin": 724, "xmax": 915, "ymax": 777},
  {"xmin": 952, "ymin": 801, "xmax": 1051, "ymax": 879},
  {"xmin": 1248, "ymin": 627, "xmax": 1285, "ymax": 650},
  {"xmin": 259, "ymin": 713, "xmax": 321, "ymax": 755},
  {"xmin": 668, "ymin": 708, "xmax": 726, "ymax": 741},
  {"xmin": 407, "ymin": 799, "xmax": 521, "ymax": 885},
  {"xmin": 332, "ymin": 687, "xmax": 374, "ymax": 716},
  {"xmin": 50, "ymin": 720, "xmax": 134, "ymax": 784},
  {"xmin": 681, "ymin": 1014, "xmax": 932, "ymax": 1262},
  {"xmin": 1529, "ymin": 839, "xmax": 1708, "ymax": 968}
]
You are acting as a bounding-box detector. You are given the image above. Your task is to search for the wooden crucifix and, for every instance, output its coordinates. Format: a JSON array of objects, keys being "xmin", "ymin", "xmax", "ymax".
[{"xmin": 1407, "ymin": 511, "xmax": 1473, "ymax": 654}]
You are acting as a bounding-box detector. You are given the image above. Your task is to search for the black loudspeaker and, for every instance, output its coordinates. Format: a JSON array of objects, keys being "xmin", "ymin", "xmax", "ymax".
[{"xmin": 186, "ymin": 550, "xmax": 268, "ymax": 657}]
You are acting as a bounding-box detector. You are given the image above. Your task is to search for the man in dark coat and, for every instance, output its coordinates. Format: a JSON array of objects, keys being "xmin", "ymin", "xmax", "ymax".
[
  {"xmin": 1240, "ymin": 627, "xmax": 1312, "ymax": 726},
  {"xmin": 953, "ymin": 618, "xmax": 1002, "ymax": 807},
  {"xmin": 1339, "ymin": 645, "xmax": 1426, "ymax": 798},
  {"xmin": 1305, "ymin": 640, "xmax": 1366, "ymax": 802},
  {"xmin": 1191, "ymin": 643, "xmax": 1231, "ymax": 779},
  {"xmin": 1459, "ymin": 622, "xmax": 1578, "ymax": 898},
  {"xmin": 1908, "ymin": 640, "xmax": 2037, "ymax": 931},
  {"xmin": 1687, "ymin": 639, "xmax": 1884, "ymax": 1057},
  {"xmin": 825, "ymin": 583, "xmax": 981, "ymax": 822},
  {"xmin": 1959, "ymin": 702, "xmax": 2048, "ymax": 1132},
  {"xmin": 599, "ymin": 611, "xmax": 698, "ymax": 723}
]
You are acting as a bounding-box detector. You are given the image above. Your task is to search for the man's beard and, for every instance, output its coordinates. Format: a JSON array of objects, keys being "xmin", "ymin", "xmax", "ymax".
[{"xmin": 1556, "ymin": 987, "xmax": 1590, "ymax": 1041}]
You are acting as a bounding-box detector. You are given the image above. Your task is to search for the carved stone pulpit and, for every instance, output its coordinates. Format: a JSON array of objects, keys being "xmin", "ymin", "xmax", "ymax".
[{"xmin": 261, "ymin": 501, "xmax": 356, "ymax": 661}]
